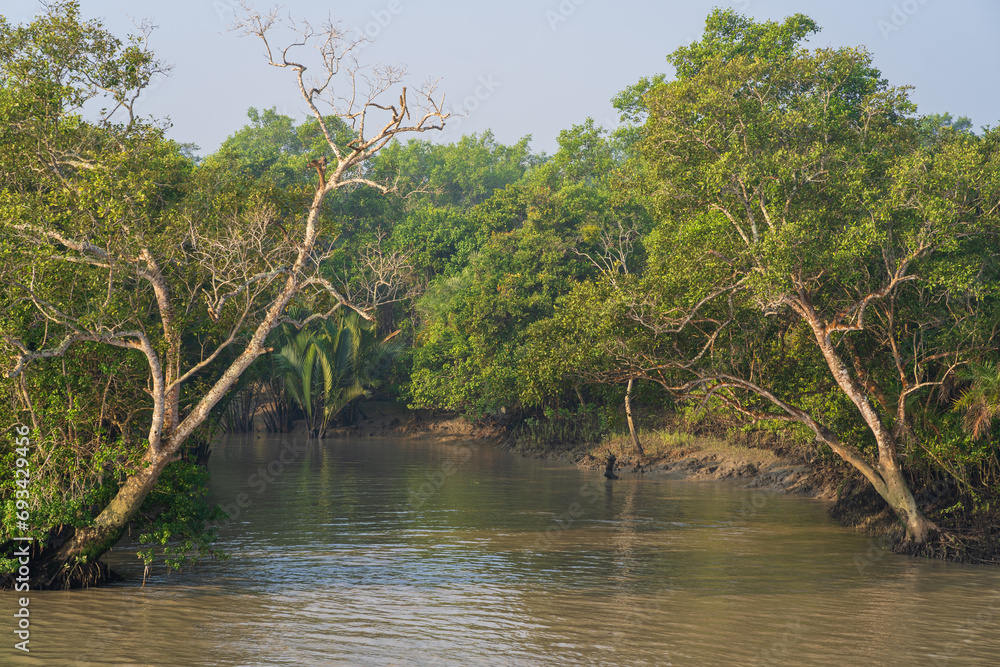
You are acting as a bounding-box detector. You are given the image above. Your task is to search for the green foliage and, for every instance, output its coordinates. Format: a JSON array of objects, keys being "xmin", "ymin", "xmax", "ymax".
[
  {"xmin": 379, "ymin": 133, "xmax": 541, "ymax": 283},
  {"xmin": 516, "ymin": 9, "xmax": 1000, "ymax": 528},
  {"xmin": 2, "ymin": 1, "xmax": 999, "ymax": 573},
  {"xmin": 373, "ymin": 131, "xmax": 537, "ymax": 209},
  {"xmin": 0, "ymin": 351, "xmax": 224, "ymax": 576},
  {"xmin": 954, "ymin": 362, "xmax": 1000, "ymax": 441},
  {"xmin": 919, "ymin": 112, "xmax": 975, "ymax": 146},
  {"xmin": 406, "ymin": 182, "xmax": 602, "ymax": 416},
  {"xmin": 389, "ymin": 204, "xmax": 479, "ymax": 280},
  {"xmin": 548, "ymin": 119, "xmax": 617, "ymax": 185},
  {"xmin": 403, "ymin": 114, "xmax": 657, "ymax": 420},
  {"xmin": 0, "ymin": 2, "xmax": 230, "ymax": 576},
  {"xmin": 0, "ymin": 0, "xmax": 163, "ymax": 118},
  {"xmin": 611, "ymin": 73, "xmax": 666, "ymax": 149},
  {"xmin": 667, "ymin": 9, "xmax": 819, "ymax": 79},
  {"xmin": 271, "ymin": 310, "xmax": 403, "ymax": 437},
  {"xmin": 199, "ymin": 106, "xmax": 355, "ymax": 189},
  {"xmin": 0, "ymin": 346, "xmax": 147, "ymax": 573},
  {"xmin": 135, "ymin": 457, "xmax": 226, "ymax": 572}
]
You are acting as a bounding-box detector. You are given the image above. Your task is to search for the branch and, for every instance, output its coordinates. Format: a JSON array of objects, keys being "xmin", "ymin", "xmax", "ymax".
[
  {"xmin": 232, "ymin": 5, "xmax": 448, "ymax": 196},
  {"xmin": 825, "ymin": 246, "xmax": 925, "ymax": 335},
  {"xmin": 9, "ymin": 223, "xmax": 119, "ymax": 266},
  {"xmin": 299, "ymin": 276, "xmax": 374, "ymax": 321},
  {"xmin": 204, "ymin": 268, "xmax": 291, "ymax": 322},
  {"xmin": 689, "ymin": 374, "xmax": 889, "ymax": 494},
  {"xmin": 5, "ymin": 330, "xmax": 147, "ymax": 378}
]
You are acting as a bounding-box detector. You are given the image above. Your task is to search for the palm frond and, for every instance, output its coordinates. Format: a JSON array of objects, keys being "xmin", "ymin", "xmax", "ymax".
[{"xmin": 955, "ymin": 361, "xmax": 1000, "ymax": 440}]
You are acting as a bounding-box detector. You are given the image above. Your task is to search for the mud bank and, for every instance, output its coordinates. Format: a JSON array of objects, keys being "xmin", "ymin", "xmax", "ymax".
[
  {"xmin": 341, "ymin": 403, "xmax": 998, "ymax": 564},
  {"xmin": 574, "ymin": 442, "xmax": 839, "ymax": 500},
  {"xmin": 344, "ymin": 403, "xmax": 836, "ymax": 498}
]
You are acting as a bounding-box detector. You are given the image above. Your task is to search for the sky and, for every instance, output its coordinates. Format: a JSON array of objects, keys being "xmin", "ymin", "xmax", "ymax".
[{"xmin": 5, "ymin": 0, "xmax": 1000, "ymax": 157}]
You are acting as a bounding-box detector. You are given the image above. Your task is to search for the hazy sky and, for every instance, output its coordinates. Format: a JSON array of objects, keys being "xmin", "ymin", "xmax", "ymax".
[{"xmin": 6, "ymin": 0, "xmax": 999, "ymax": 157}]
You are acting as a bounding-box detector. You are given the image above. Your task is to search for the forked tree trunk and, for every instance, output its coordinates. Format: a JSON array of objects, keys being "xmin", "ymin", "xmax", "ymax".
[
  {"xmin": 43, "ymin": 188, "xmax": 333, "ymax": 586},
  {"xmin": 800, "ymin": 304, "xmax": 937, "ymax": 544}
]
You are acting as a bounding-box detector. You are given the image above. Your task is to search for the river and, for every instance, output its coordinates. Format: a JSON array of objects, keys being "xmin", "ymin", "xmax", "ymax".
[{"xmin": 5, "ymin": 434, "xmax": 1000, "ymax": 666}]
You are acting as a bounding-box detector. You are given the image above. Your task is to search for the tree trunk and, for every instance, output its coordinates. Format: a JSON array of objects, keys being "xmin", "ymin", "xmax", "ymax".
[
  {"xmin": 38, "ymin": 449, "xmax": 173, "ymax": 588},
  {"xmin": 881, "ymin": 458, "xmax": 935, "ymax": 543},
  {"xmin": 814, "ymin": 429, "xmax": 934, "ymax": 543},
  {"xmin": 798, "ymin": 303, "xmax": 936, "ymax": 544},
  {"xmin": 626, "ymin": 378, "xmax": 644, "ymax": 457}
]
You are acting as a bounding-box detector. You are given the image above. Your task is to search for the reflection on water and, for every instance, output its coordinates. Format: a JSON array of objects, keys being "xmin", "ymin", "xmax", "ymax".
[{"xmin": 5, "ymin": 435, "xmax": 1000, "ymax": 666}]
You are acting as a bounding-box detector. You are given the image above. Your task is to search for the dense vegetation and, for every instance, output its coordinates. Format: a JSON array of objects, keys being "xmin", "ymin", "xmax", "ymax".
[{"xmin": 2, "ymin": 4, "xmax": 999, "ymax": 586}]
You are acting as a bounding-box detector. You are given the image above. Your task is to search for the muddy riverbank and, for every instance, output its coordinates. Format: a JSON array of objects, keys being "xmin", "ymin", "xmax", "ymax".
[{"xmin": 342, "ymin": 402, "xmax": 838, "ymax": 497}]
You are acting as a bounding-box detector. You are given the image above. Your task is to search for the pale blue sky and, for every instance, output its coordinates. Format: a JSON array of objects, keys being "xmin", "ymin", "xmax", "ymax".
[{"xmin": 6, "ymin": 0, "xmax": 999, "ymax": 156}]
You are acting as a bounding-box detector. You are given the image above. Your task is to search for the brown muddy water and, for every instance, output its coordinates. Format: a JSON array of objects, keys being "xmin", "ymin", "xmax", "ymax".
[{"xmin": 4, "ymin": 434, "xmax": 1000, "ymax": 666}]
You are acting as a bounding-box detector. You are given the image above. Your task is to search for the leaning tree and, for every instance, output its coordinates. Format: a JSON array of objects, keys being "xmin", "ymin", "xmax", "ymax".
[
  {"xmin": 524, "ymin": 11, "xmax": 1000, "ymax": 546},
  {"xmin": 632, "ymin": 13, "xmax": 1000, "ymax": 544},
  {"xmin": 0, "ymin": 2, "xmax": 447, "ymax": 586}
]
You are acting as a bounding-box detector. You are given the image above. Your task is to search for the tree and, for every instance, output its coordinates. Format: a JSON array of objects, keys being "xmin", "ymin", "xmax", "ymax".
[
  {"xmin": 533, "ymin": 10, "xmax": 1000, "ymax": 545},
  {"xmin": 635, "ymin": 11, "xmax": 1000, "ymax": 544},
  {"xmin": 379, "ymin": 132, "xmax": 540, "ymax": 284},
  {"xmin": 548, "ymin": 118, "xmax": 616, "ymax": 186},
  {"xmin": 406, "ymin": 164, "xmax": 627, "ymax": 416},
  {"xmin": 374, "ymin": 131, "xmax": 537, "ymax": 209},
  {"xmin": 403, "ymin": 118, "xmax": 655, "ymax": 420},
  {"xmin": 1, "ymin": 2, "xmax": 446, "ymax": 587},
  {"xmin": 611, "ymin": 73, "xmax": 665, "ymax": 150},
  {"xmin": 273, "ymin": 310, "xmax": 402, "ymax": 438},
  {"xmin": 199, "ymin": 106, "xmax": 350, "ymax": 187},
  {"xmin": 919, "ymin": 112, "xmax": 974, "ymax": 146}
]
